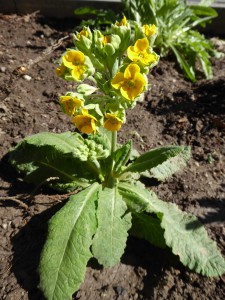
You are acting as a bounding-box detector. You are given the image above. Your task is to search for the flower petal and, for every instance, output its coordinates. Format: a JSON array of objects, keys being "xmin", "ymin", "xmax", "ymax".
[
  {"xmin": 104, "ymin": 113, "xmax": 122, "ymax": 131},
  {"xmin": 124, "ymin": 63, "xmax": 140, "ymax": 79},
  {"xmin": 135, "ymin": 38, "xmax": 149, "ymax": 51},
  {"xmin": 111, "ymin": 72, "xmax": 125, "ymax": 89}
]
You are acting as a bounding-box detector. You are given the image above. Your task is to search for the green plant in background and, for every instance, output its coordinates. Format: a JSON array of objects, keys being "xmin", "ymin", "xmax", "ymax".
[
  {"xmin": 74, "ymin": 6, "xmax": 117, "ymax": 29},
  {"xmin": 9, "ymin": 17, "xmax": 225, "ymax": 300},
  {"xmin": 123, "ymin": 0, "xmax": 222, "ymax": 82}
]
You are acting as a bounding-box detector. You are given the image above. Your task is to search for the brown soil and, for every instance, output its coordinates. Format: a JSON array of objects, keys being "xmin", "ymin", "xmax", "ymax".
[{"xmin": 0, "ymin": 13, "xmax": 225, "ymax": 300}]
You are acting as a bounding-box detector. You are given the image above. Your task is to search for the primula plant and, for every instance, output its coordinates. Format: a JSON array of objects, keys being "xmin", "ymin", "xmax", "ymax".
[{"xmin": 9, "ymin": 17, "xmax": 225, "ymax": 299}]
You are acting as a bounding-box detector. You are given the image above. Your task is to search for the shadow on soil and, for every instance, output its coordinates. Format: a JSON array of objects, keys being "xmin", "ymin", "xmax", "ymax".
[
  {"xmin": 148, "ymin": 77, "xmax": 225, "ymax": 118},
  {"xmin": 11, "ymin": 203, "xmax": 64, "ymax": 300}
]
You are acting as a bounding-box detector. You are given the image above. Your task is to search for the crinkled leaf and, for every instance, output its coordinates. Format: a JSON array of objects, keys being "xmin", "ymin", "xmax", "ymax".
[
  {"xmin": 130, "ymin": 212, "xmax": 166, "ymax": 248},
  {"xmin": 39, "ymin": 183, "xmax": 99, "ymax": 300},
  {"xmin": 88, "ymin": 131, "xmax": 111, "ymax": 154},
  {"xmin": 122, "ymin": 145, "xmax": 190, "ymax": 181},
  {"xmin": 9, "ymin": 132, "xmax": 101, "ymax": 191},
  {"xmin": 113, "ymin": 141, "xmax": 132, "ymax": 175},
  {"xmin": 92, "ymin": 186, "xmax": 132, "ymax": 267},
  {"xmin": 119, "ymin": 183, "xmax": 225, "ymax": 276}
]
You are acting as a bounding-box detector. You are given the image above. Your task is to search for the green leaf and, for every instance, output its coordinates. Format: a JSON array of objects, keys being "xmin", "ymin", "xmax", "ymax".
[
  {"xmin": 39, "ymin": 183, "xmax": 100, "ymax": 300},
  {"xmin": 118, "ymin": 183, "xmax": 225, "ymax": 277},
  {"xmin": 92, "ymin": 186, "xmax": 132, "ymax": 267},
  {"xmin": 9, "ymin": 132, "xmax": 101, "ymax": 191},
  {"xmin": 171, "ymin": 45, "xmax": 196, "ymax": 82},
  {"xmin": 119, "ymin": 182, "xmax": 158, "ymax": 213},
  {"xmin": 198, "ymin": 0, "xmax": 215, "ymax": 7},
  {"xmin": 74, "ymin": 6, "xmax": 97, "ymax": 16},
  {"xmin": 113, "ymin": 141, "xmax": 132, "ymax": 175},
  {"xmin": 122, "ymin": 145, "xmax": 191, "ymax": 180},
  {"xmin": 77, "ymin": 84, "xmax": 97, "ymax": 95},
  {"xmin": 130, "ymin": 212, "xmax": 166, "ymax": 248}
]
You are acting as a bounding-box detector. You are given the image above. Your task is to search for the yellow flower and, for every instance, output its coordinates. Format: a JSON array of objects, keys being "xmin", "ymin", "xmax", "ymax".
[
  {"xmin": 72, "ymin": 109, "xmax": 97, "ymax": 134},
  {"xmin": 111, "ymin": 63, "xmax": 146, "ymax": 101},
  {"xmin": 104, "ymin": 113, "xmax": 123, "ymax": 131},
  {"xmin": 60, "ymin": 95, "xmax": 83, "ymax": 116},
  {"xmin": 127, "ymin": 38, "xmax": 157, "ymax": 66},
  {"xmin": 76, "ymin": 29, "xmax": 89, "ymax": 40},
  {"xmin": 102, "ymin": 35, "xmax": 111, "ymax": 46},
  {"xmin": 116, "ymin": 16, "xmax": 127, "ymax": 27},
  {"xmin": 142, "ymin": 24, "xmax": 157, "ymax": 37},
  {"xmin": 62, "ymin": 50, "xmax": 86, "ymax": 81},
  {"xmin": 55, "ymin": 63, "xmax": 66, "ymax": 77}
]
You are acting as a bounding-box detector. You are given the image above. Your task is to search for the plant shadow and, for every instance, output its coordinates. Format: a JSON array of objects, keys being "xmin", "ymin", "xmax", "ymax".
[
  {"xmin": 185, "ymin": 196, "xmax": 225, "ymax": 230},
  {"xmin": 147, "ymin": 76, "xmax": 225, "ymax": 119},
  {"xmin": 11, "ymin": 202, "xmax": 65, "ymax": 300}
]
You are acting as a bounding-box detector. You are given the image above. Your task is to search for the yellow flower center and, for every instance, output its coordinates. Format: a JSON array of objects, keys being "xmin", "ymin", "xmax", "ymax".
[{"xmin": 127, "ymin": 80, "xmax": 134, "ymax": 88}]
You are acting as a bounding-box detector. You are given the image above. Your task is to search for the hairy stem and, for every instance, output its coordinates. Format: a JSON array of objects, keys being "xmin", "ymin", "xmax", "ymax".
[{"xmin": 104, "ymin": 131, "xmax": 117, "ymax": 188}]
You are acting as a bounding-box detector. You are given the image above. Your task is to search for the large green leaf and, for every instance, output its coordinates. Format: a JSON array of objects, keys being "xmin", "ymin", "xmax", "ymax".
[
  {"xmin": 130, "ymin": 212, "xmax": 166, "ymax": 248},
  {"xmin": 121, "ymin": 145, "xmax": 190, "ymax": 181},
  {"xmin": 119, "ymin": 183, "xmax": 225, "ymax": 276},
  {"xmin": 92, "ymin": 186, "xmax": 132, "ymax": 267},
  {"xmin": 9, "ymin": 132, "xmax": 106, "ymax": 191},
  {"xmin": 38, "ymin": 183, "xmax": 99, "ymax": 300}
]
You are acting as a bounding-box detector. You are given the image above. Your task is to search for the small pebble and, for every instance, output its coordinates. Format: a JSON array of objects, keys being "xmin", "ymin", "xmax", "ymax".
[
  {"xmin": 0, "ymin": 66, "xmax": 6, "ymax": 72},
  {"xmin": 2, "ymin": 223, "xmax": 8, "ymax": 229},
  {"xmin": 23, "ymin": 74, "xmax": 32, "ymax": 81}
]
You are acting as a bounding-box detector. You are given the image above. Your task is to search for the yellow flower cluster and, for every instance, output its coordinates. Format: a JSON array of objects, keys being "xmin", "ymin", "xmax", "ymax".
[
  {"xmin": 111, "ymin": 37, "xmax": 158, "ymax": 101},
  {"xmin": 56, "ymin": 17, "xmax": 159, "ymax": 134},
  {"xmin": 59, "ymin": 94, "xmax": 122, "ymax": 134}
]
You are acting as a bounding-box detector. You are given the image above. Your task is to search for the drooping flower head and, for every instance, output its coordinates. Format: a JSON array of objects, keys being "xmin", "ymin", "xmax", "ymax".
[
  {"xmin": 127, "ymin": 38, "xmax": 157, "ymax": 66},
  {"xmin": 72, "ymin": 109, "xmax": 97, "ymax": 134},
  {"xmin": 104, "ymin": 113, "xmax": 123, "ymax": 131},
  {"xmin": 111, "ymin": 63, "xmax": 146, "ymax": 101},
  {"xmin": 60, "ymin": 95, "xmax": 83, "ymax": 116}
]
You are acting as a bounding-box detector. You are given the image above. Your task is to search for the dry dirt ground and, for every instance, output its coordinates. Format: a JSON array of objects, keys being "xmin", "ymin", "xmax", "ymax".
[{"xmin": 0, "ymin": 13, "xmax": 225, "ymax": 300}]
